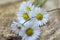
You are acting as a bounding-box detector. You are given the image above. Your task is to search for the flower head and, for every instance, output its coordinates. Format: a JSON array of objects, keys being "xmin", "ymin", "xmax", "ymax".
[
  {"xmin": 19, "ymin": 1, "xmax": 34, "ymax": 12},
  {"xmin": 11, "ymin": 21, "xmax": 24, "ymax": 36},
  {"xmin": 29, "ymin": 7, "xmax": 49, "ymax": 26},
  {"xmin": 17, "ymin": 11, "xmax": 30, "ymax": 24},
  {"xmin": 20, "ymin": 20, "xmax": 40, "ymax": 40}
]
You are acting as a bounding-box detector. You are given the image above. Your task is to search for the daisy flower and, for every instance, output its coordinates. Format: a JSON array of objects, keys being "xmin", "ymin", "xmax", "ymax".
[
  {"xmin": 17, "ymin": 11, "xmax": 30, "ymax": 24},
  {"xmin": 11, "ymin": 21, "xmax": 24, "ymax": 36},
  {"xmin": 20, "ymin": 20, "xmax": 40, "ymax": 40},
  {"xmin": 29, "ymin": 7, "xmax": 49, "ymax": 26},
  {"xmin": 19, "ymin": 1, "xmax": 34, "ymax": 12}
]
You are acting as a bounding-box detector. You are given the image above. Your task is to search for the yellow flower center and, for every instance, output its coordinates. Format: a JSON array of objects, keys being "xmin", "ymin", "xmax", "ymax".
[
  {"xmin": 26, "ymin": 28, "xmax": 33, "ymax": 36},
  {"xmin": 36, "ymin": 13, "xmax": 43, "ymax": 20},
  {"xmin": 25, "ymin": 7, "xmax": 31, "ymax": 11},
  {"xmin": 23, "ymin": 13, "xmax": 29, "ymax": 20},
  {"xmin": 17, "ymin": 26, "xmax": 21, "ymax": 30}
]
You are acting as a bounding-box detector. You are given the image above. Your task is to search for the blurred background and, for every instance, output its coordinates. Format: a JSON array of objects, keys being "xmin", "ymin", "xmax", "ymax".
[{"xmin": 0, "ymin": 0, "xmax": 60, "ymax": 40}]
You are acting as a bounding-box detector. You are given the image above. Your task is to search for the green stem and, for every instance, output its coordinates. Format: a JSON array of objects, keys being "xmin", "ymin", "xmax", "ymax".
[
  {"xmin": 22, "ymin": 17, "xmax": 35, "ymax": 25},
  {"xmin": 22, "ymin": 19, "xmax": 31, "ymax": 25},
  {"xmin": 47, "ymin": 8, "xmax": 60, "ymax": 12},
  {"xmin": 40, "ymin": 0, "xmax": 47, "ymax": 7}
]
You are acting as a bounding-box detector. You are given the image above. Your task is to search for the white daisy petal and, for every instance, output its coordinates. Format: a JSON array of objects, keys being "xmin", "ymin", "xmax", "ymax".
[
  {"xmin": 17, "ymin": 17, "xmax": 26, "ymax": 24},
  {"xmin": 29, "ymin": 10, "xmax": 36, "ymax": 18},
  {"xmin": 17, "ymin": 12, "xmax": 23, "ymax": 17}
]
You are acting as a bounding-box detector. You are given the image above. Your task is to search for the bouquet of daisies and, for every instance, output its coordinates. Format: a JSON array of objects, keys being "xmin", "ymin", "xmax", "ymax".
[{"xmin": 11, "ymin": 1, "xmax": 49, "ymax": 40}]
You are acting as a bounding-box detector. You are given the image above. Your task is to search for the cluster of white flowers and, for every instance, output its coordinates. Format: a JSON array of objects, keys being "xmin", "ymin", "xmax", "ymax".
[{"xmin": 11, "ymin": 1, "xmax": 49, "ymax": 40}]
